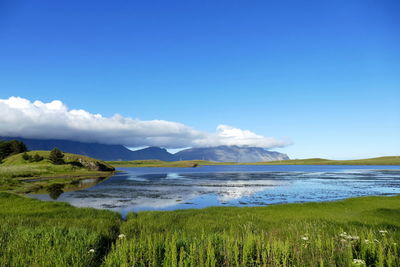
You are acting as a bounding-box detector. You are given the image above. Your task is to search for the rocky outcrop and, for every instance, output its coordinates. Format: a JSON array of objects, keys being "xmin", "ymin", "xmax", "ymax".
[{"xmin": 76, "ymin": 158, "xmax": 115, "ymax": 171}]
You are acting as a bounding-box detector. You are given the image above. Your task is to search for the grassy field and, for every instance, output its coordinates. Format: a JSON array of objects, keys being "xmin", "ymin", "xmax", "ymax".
[
  {"xmin": 0, "ymin": 192, "xmax": 121, "ymax": 267},
  {"xmin": 108, "ymin": 156, "xmax": 400, "ymax": 167},
  {"xmin": 0, "ymin": 151, "xmax": 114, "ymax": 194},
  {"xmin": 104, "ymin": 196, "xmax": 400, "ymax": 266},
  {"xmin": 0, "ymin": 192, "xmax": 399, "ymax": 266}
]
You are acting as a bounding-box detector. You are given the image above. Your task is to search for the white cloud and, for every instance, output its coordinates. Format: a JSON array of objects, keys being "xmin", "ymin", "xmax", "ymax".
[{"xmin": 0, "ymin": 96, "xmax": 290, "ymax": 149}]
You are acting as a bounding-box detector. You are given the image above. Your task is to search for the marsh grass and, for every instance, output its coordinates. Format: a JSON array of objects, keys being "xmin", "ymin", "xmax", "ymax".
[
  {"xmin": 104, "ymin": 196, "xmax": 400, "ymax": 266},
  {"xmin": 0, "ymin": 192, "xmax": 399, "ymax": 266},
  {"xmin": 0, "ymin": 192, "xmax": 121, "ymax": 267}
]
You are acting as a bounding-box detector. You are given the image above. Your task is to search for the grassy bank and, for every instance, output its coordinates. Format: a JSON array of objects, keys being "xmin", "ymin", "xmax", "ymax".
[
  {"xmin": 0, "ymin": 192, "xmax": 399, "ymax": 266},
  {"xmin": 108, "ymin": 156, "xmax": 400, "ymax": 167},
  {"xmin": 104, "ymin": 196, "xmax": 400, "ymax": 266},
  {"xmin": 0, "ymin": 151, "xmax": 114, "ymax": 194},
  {"xmin": 251, "ymin": 156, "xmax": 400, "ymax": 165}
]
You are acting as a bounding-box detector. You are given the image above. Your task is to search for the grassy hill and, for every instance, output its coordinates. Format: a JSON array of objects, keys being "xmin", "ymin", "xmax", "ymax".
[
  {"xmin": 0, "ymin": 151, "xmax": 115, "ymax": 193},
  {"xmin": 108, "ymin": 156, "xmax": 400, "ymax": 167}
]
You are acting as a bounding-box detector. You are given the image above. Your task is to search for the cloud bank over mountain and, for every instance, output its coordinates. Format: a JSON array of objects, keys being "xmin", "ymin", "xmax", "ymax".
[{"xmin": 0, "ymin": 97, "xmax": 290, "ymax": 149}]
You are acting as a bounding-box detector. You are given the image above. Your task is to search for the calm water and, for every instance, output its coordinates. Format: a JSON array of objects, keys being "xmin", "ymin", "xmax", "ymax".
[{"xmin": 30, "ymin": 165, "xmax": 400, "ymax": 216}]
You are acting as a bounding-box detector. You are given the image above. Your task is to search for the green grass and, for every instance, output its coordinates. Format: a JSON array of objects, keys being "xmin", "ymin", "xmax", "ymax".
[
  {"xmin": 108, "ymin": 156, "xmax": 400, "ymax": 167},
  {"xmin": 104, "ymin": 196, "xmax": 400, "ymax": 266},
  {"xmin": 0, "ymin": 192, "xmax": 121, "ymax": 267},
  {"xmin": 0, "ymin": 151, "xmax": 114, "ymax": 193},
  {"xmin": 0, "ymin": 192, "xmax": 399, "ymax": 266},
  {"xmin": 251, "ymin": 156, "xmax": 400, "ymax": 165}
]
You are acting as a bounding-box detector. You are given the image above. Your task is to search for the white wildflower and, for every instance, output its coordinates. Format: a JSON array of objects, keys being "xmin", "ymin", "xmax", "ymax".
[
  {"xmin": 379, "ymin": 230, "xmax": 388, "ymax": 235},
  {"xmin": 339, "ymin": 232, "xmax": 348, "ymax": 238},
  {"xmin": 352, "ymin": 258, "xmax": 365, "ymax": 265},
  {"xmin": 89, "ymin": 249, "xmax": 95, "ymax": 253},
  {"xmin": 339, "ymin": 232, "xmax": 359, "ymax": 241},
  {"xmin": 118, "ymin": 234, "xmax": 126, "ymax": 239},
  {"xmin": 301, "ymin": 236, "xmax": 309, "ymax": 241}
]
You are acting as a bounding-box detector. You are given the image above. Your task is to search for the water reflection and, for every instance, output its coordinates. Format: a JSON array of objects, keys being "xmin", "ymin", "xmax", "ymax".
[
  {"xmin": 29, "ymin": 165, "xmax": 400, "ymax": 216},
  {"xmin": 47, "ymin": 184, "xmax": 64, "ymax": 200},
  {"xmin": 31, "ymin": 177, "xmax": 108, "ymax": 199}
]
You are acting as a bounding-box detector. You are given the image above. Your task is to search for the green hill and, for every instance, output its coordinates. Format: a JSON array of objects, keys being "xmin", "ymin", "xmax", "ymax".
[{"xmin": 0, "ymin": 151, "xmax": 115, "ymax": 193}]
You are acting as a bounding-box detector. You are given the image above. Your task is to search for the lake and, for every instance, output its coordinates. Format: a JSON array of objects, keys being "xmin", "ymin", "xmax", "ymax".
[{"xmin": 30, "ymin": 165, "xmax": 400, "ymax": 217}]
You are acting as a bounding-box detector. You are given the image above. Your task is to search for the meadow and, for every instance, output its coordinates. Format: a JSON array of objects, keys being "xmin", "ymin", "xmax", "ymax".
[
  {"xmin": 104, "ymin": 196, "xmax": 400, "ymax": 266},
  {"xmin": 0, "ymin": 192, "xmax": 399, "ymax": 266},
  {"xmin": 0, "ymin": 192, "xmax": 120, "ymax": 267}
]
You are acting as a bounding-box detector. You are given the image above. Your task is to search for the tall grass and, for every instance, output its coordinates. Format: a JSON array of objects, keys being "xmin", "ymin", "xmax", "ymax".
[
  {"xmin": 1, "ymin": 192, "xmax": 399, "ymax": 266},
  {"xmin": 0, "ymin": 192, "xmax": 121, "ymax": 266},
  {"xmin": 104, "ymin": 196, "xmax": 400, "ymax": 266}
]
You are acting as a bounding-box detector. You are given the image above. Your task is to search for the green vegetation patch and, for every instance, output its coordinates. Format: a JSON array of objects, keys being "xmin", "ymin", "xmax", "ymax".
[
  {"xmin": 0, "ymin": 151, "xmax": 114, "ymax": 193},
  {"xmin": 108, "ymin": 156, "xmax": 400, "ymax": 168},
  {"xmin": 254, "ymin": 156, "xmax": 400, "ymax": 165},
  {"xmin": 0, "ymin": 192, "xmax": 121, "ymax": 267},
  {"xmin": 104, "ymin": 196, "xmax": 400, "ymax": 266},
  {"xmin": 1, "ymin": 192, "xmax": 399, "ymax": 266}
]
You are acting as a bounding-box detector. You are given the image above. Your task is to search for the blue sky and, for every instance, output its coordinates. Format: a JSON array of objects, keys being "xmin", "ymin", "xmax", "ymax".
[{"xmin": 0, "ymin": 0, "xmax": 399, "ymax": 159}]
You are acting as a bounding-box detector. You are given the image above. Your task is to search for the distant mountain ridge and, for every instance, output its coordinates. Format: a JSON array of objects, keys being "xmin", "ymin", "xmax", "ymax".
[
  {"xmin": 0, "ymin": 137, "xmax": 176, "ymax": 161},
  {"xmin": 1, "ymin": 137, "xmax": 289, "ymax": 162}
]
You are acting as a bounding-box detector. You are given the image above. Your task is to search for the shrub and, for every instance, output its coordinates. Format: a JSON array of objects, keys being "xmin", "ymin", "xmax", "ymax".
[
  {"xmin": 0, "ymin": 140, "xmax": 28, "ymax": 161},
  {"xmin": 32, "ymin": 153, "xmax": 44, "ymax": 162},
  {"xmin": 49, "ymin": 148, "xmax": 65, "ymax": 165},
  {"xmin": 22, "ymin": 152, "xmax": 31, "ymax": 161}
]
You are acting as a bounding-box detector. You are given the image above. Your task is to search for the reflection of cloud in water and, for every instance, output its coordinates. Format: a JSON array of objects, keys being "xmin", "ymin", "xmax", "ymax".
[
  {"xmin": 213, "ymin": 180, "xmax": 287, "ymax": 202},
  {"xmin": 166, "ymin": 173, "xmax": 188, "ymax": 180},
  {"xmin": 57, "ymin": 179, "xmax": 287, "ymax": 211},
  {"xmin": 62, "ymin": 189, "xmax": 202, "ymax": 211}
]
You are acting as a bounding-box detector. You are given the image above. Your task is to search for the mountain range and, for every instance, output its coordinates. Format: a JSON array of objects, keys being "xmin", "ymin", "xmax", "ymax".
[
  {"xmin": 1, "ymin": 137, "xmax": 289, "ymax": 162},
  {"xmin": 175, "ymin": 146, "xmax": 289, "ymax": 162}
]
